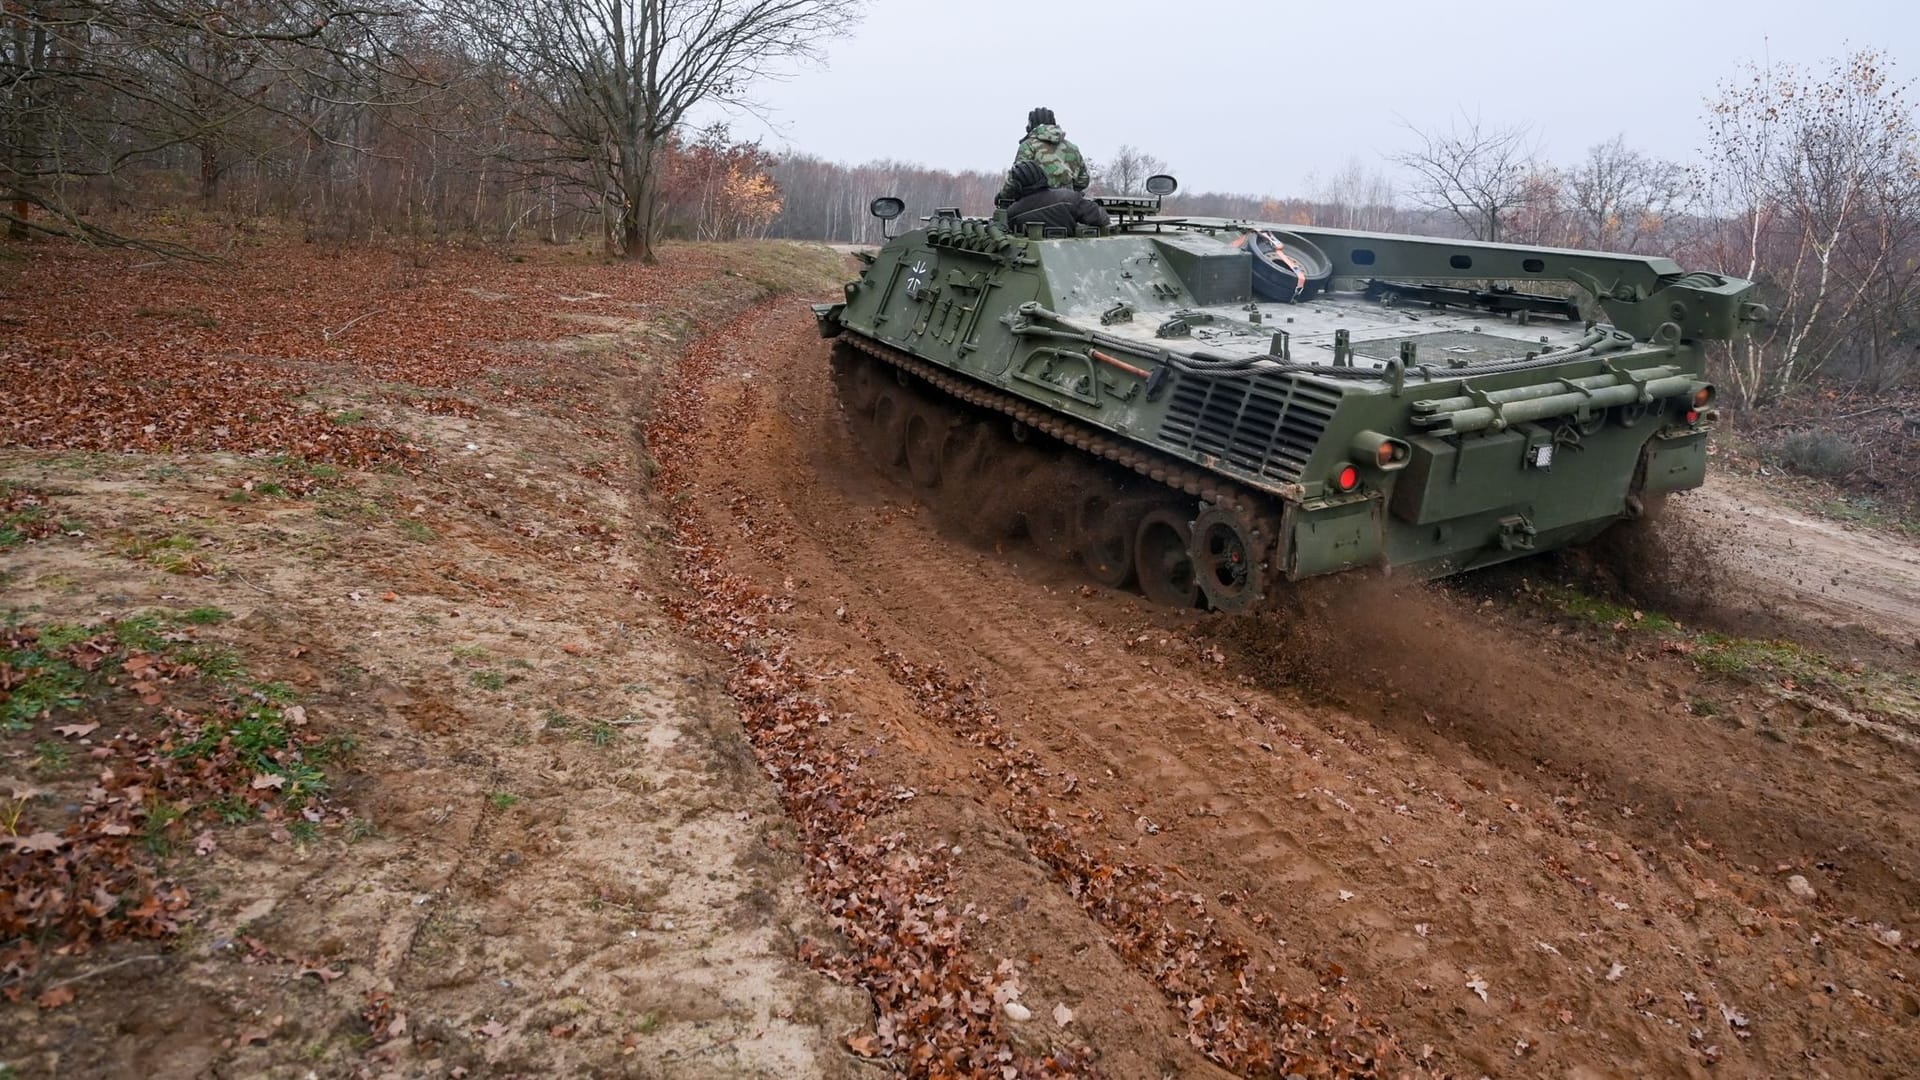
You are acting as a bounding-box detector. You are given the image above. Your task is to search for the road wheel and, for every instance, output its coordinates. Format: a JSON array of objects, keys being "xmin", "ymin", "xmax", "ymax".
[
  {"xmin": 1081, "ymin": 497, "xmax": 1144, "ymax": 589},
  {"xmin": 1190, "ymin": 505, "xmax": 1265, "ymax": 611},
  {"xmin": 1135, "ymin": 508, "xmax": 1201, "ymax": 608}
]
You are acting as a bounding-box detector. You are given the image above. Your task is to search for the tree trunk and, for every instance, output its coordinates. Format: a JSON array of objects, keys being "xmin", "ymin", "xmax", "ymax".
[
  {"xmin": 199, "ymin": 143, "xmax": 221, "ymax": 205},
  {"xmin": 618, "ymin": 136, "xmax": 661, "ymax": 263}
]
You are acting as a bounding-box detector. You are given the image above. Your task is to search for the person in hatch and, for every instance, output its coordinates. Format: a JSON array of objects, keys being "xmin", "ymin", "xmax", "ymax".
[
  {"xmin": 1005, "ymin": 107, "xmax": 1090, "ymax": 193},
  {"xmin": 1001, "ymin": 161, "xmax": 1110, "ymax": 233}
]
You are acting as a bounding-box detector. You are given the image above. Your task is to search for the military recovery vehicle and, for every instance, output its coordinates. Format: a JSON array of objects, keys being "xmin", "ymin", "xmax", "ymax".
[{"xmin": 813, "ymin": 178, "xmax": 1765, "ymax": 610}]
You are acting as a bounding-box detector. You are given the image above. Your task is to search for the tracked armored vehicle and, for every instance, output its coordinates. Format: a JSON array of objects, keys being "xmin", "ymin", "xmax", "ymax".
[{"xmin": 813, "ymin": 179, "xmax": 1764, "ymax": 610}]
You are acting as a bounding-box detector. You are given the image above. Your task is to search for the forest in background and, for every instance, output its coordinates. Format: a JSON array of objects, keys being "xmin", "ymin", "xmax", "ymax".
[{"xmin": 2, "ymin": 0, "xmax": 1914, "ymax": 411}]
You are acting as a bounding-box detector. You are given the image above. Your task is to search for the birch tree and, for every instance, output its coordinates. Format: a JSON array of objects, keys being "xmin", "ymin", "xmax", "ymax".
[{"xmin": 1699, "ymin": 49, "xmax": 1920, "ymax": 404}]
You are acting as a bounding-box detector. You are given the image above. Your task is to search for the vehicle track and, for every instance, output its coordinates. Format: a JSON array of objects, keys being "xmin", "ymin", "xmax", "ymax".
[{"xmin": 681, "ymin": 300, "xmax": 1920, "ymax": 1078}]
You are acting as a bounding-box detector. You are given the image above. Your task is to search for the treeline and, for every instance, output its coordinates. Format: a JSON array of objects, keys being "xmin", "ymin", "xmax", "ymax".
[
  {"xmin": 3, "ymin": 0, "xmax": 856, "ymax": 259},
  {"xmin": 4, "ymin": 9, "xmax": 1914, "ymax": 403}
]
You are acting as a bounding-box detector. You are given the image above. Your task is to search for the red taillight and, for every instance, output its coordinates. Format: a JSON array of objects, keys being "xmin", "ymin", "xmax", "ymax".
[
  {"xmin": 1334, "ymin": 464, "xmax": 1360, "ymax": 492},
  {"xmin": 1685, "ymin": 409, "xmax": 1701, "ymax": 425}
]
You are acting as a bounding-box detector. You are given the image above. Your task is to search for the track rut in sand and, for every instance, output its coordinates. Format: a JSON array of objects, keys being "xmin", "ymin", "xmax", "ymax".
[{"xmin": 677, "ymin": 300, "xmax": 1920, "ymax": 1078}]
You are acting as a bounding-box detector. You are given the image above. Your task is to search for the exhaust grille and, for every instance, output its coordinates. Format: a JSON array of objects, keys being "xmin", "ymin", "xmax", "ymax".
[{"xmin": 1157, "ymin": 373, "xmax": 1343, "ymax": 482}]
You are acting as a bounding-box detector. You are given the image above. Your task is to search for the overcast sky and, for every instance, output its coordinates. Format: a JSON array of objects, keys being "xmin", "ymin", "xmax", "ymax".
[{"xmin": 692, "ymin": 0, "xmax": 1919, "ymax": 198}]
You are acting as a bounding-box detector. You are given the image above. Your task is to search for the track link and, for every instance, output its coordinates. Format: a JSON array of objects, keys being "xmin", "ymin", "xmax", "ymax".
[{"xmin": 838, "ymin": 333, "xmax": 1285, "ymax": 592}]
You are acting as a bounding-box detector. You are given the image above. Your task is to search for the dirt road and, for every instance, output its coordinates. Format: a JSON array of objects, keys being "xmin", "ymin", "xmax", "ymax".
[
  {"xmin": 1686, "ymin": 474, "xmax": 1920, "ymax": 645},
  {"xmin": 663, "ymin": 300, "xmax": 1920, "ymax": 1077},
  {"xmin": 6, "ymin": 241, "xmax": 1917, "ymax": 1079}
]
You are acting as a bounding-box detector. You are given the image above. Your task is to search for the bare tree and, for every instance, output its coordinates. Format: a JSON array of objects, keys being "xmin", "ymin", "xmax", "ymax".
[
  {"xmin": 1391, "ymin": 113, "xmax": 1540, "ymax": 242},
  {"xmin": 442, "ymin": 0, "xmax": 860, "ymax": 261},
  {"xmin": 1092, "ymin": 145, "xmax": 1169, "ymax": 196},
  {"xmin": 1564, "ymin": 135, "xmax": 1687, "ymax": 253},
  {"xmin": 1698, "ymin": 48, "xmax": 1920, "ymax": 404}
]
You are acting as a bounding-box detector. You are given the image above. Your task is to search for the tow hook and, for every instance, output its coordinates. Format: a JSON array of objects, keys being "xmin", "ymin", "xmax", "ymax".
[{"xmin": 1497, "ymin": 515, "xmax": 1537, "ymax": 552}]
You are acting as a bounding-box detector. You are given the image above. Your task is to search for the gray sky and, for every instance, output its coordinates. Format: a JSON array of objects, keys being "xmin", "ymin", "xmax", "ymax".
[{"xmin": 694, "ymin": 0, "xmax": 1918, "ymax": 197}]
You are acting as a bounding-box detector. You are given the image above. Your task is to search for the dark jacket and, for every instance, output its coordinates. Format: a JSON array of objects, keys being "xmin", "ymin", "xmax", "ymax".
[{"xmin": 1006, "ymin": 186, "xmax": 1110, "ymax": 234}]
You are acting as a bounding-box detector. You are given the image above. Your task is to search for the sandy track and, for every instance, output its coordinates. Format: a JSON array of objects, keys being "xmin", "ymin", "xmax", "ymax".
[{"xmin": 677, "ymin": 302, "xmax": 1920, "ymax": 1078}]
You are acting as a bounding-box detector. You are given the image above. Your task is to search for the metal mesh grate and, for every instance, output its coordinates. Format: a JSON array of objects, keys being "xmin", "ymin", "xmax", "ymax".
[{"xmin": 1157, "ymin": 373, "xmax": 1343, "ymax": 482}]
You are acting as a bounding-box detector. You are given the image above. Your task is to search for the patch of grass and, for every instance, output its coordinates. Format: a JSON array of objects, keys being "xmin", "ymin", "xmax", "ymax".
[
  {"xmin": 1544, "ymin": 586, "xmax": 1677, "ymax": 632},
  {"xmin": 634, "ymin": 1012, "xmax": 662, "ymax": 1036},
  {"xmin": 315, "ymin": 732, "xmax": 357, "ymax": 759},
  {"xmin": 31, "ymin": 740, "xmax": 71, "ymax": 772},
  {"xmin": 541, "ymin": 709, "xmax": 573, "ymax": 731},
  {"xmin": 488, "ymin": 791, "xmax": 520, "ymax": 810},
  {"xmin": 176, "ymin": 699, "xmax": 326, "ymax": 799},
  {"xmin": 266, "ymin": 453, "xmax": 342, "ymax": 481},
  {"xmin": 176, "ymin": 688, "xmax": 333, "ymax": 802},
  {"xmin": 0, "ymin": 481, "xmax": 66, "ymax": 548},
  {"xmin": 288, "ymin": 819, "xmax": 320, "ymax": 844},
  {"xmin": 587, "ymin": 720, "xmax": 616, "ymax": 747},
  {"xmin": 330, "ymin": 409, "xmax": 366, "ymax": 426},
  {"xmin": 1692, "ymin": 635, "xmax": 1816, "ymax": 677},
  {"xmin": 346, "ymin": 817, "xmax": 379, "ymax": 843},
  {"xmin": 181, "ymin": 606, "xmax": 232, "ymax": 625},
  {"xmin": 111, "ymin": 531, "xmax": 213, "ymax": 575},
  {"xmin": 209, "ymin": 795, "xmax": 256, "ymax": 824},
  {"xmin": 469, "ymin": 670, "xmax": 506, "ymax": 691},
  {"xmin": 314, "ymin": 490, "xmax": 385, "ymax": 523},
  {"xmin": 452, "ymin": 644, "xmax": 489, "ymax": 662},
  {"xmin": 144, "ymin": 802, "xmax": 185, "ymax": 855},
  {"xmin": 0, "ymin": 505, "xmax": 50, "ymax": 548},
  {"xmin": 399, "ymin": 518, "xmax": 437, "ymax": 542},
  {"xmin": 1540, "ymin": 585, "xmax": 1920, "ymax": 725},
  {"xmin": 1, "ymin": 625, "xmax": 92, "ymax": 732},
  {"xmin": 113, "ymin": 612, "xmax": 173, "ymax": 651},
  {"xmin": 175, "ymin": 642, "xmax": 244, "ymax": 681}
]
